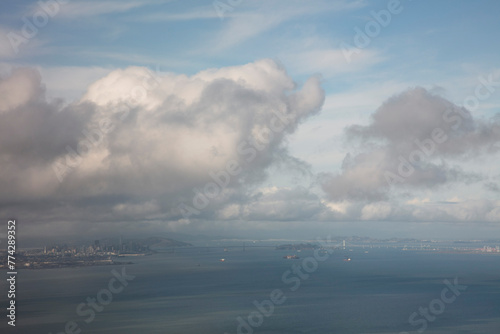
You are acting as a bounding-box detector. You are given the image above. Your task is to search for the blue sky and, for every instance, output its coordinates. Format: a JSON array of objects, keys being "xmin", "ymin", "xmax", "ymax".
[{"xmin": 1, "ymin": 0, "xmax": 500, "ymax": 241}]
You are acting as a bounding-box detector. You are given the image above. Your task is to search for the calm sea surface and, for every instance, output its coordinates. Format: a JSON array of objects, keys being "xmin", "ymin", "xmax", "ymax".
[{"xmin": 2, "ymin": 247, "xmax": 500, "ymax": 333}]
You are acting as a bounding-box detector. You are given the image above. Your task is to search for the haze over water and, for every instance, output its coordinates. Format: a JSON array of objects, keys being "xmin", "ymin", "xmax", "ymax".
[{"xmin": 4, "ymin": 246, "xmax": 499, "ymax": 334}]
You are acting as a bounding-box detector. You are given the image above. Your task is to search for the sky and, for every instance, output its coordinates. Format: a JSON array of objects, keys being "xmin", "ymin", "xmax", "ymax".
[{"xmin": 0, "ymin": 0, "xmax": 500, "ymax": 242}]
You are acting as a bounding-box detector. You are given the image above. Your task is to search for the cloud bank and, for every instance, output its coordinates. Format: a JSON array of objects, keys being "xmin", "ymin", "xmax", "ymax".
[
  {"xmin": 1, "ymin": 64, "xmax": 499, "ymax": 239},
  {"xmin": 320, "ymin": 87, "xmax": 500, "ymax": 222},
  {"xmin": 0, "ymin": 60, "xmax": 325, "ymax": 229}
]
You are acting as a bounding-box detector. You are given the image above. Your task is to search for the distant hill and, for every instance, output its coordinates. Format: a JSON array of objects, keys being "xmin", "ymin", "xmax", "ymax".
[
  {"xmin": 144, "ymin": 237, "xmax": 192, "ymax": 249},
  {"xmin": 276, "ymin": 243, "xmax": 319, "ymax": 250}
]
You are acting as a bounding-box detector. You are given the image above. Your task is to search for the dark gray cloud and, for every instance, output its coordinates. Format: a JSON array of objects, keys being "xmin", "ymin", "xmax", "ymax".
[
  {"xmin": 485, "ymin": 182, "xmax": 500, "ymax": 193},
  {"xmin": 0, "ymin": 68, "xmax": 96, "ymax": 201},
  {"xmin": 321, "ymin": 87, "xmax": 500, "ymax": 202}
]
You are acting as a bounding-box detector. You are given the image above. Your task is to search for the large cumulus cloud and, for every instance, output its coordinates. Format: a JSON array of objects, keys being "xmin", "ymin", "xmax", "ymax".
[{"xmin": 0, "ymin": 60, "xmax": 325, "ymax": 228}]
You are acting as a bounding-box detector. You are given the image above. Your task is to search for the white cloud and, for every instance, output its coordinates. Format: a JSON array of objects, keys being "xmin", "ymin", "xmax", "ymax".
[{"xmin": 0, "ymin": 67, "xmax": 42, "ymax": 113}]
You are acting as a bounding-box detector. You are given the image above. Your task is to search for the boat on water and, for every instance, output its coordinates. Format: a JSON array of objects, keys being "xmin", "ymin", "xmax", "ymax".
[
  {"xmin": 344, "ymin": 256, "xmax": 351, "ymax": 262},
  {"xmin": 283, "ymin": 255, "xmax": 300, "ymax": 259}
]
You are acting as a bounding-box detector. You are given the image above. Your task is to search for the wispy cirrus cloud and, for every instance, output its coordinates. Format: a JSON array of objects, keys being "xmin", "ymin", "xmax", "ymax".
[
  {"xmin": 35, "ymin": 0, "xmax": 164, "ymax": 19},
  {"xmin": 135, "ymin": 6, "xmax": 222, "ymax": 22},
  {"xmin": 283, "ymin": 48, "xmax": 384, "ymax": 77},
  {"xmin": 208, "ymin": 0, "xmax": 367, "ymax": 52}
]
